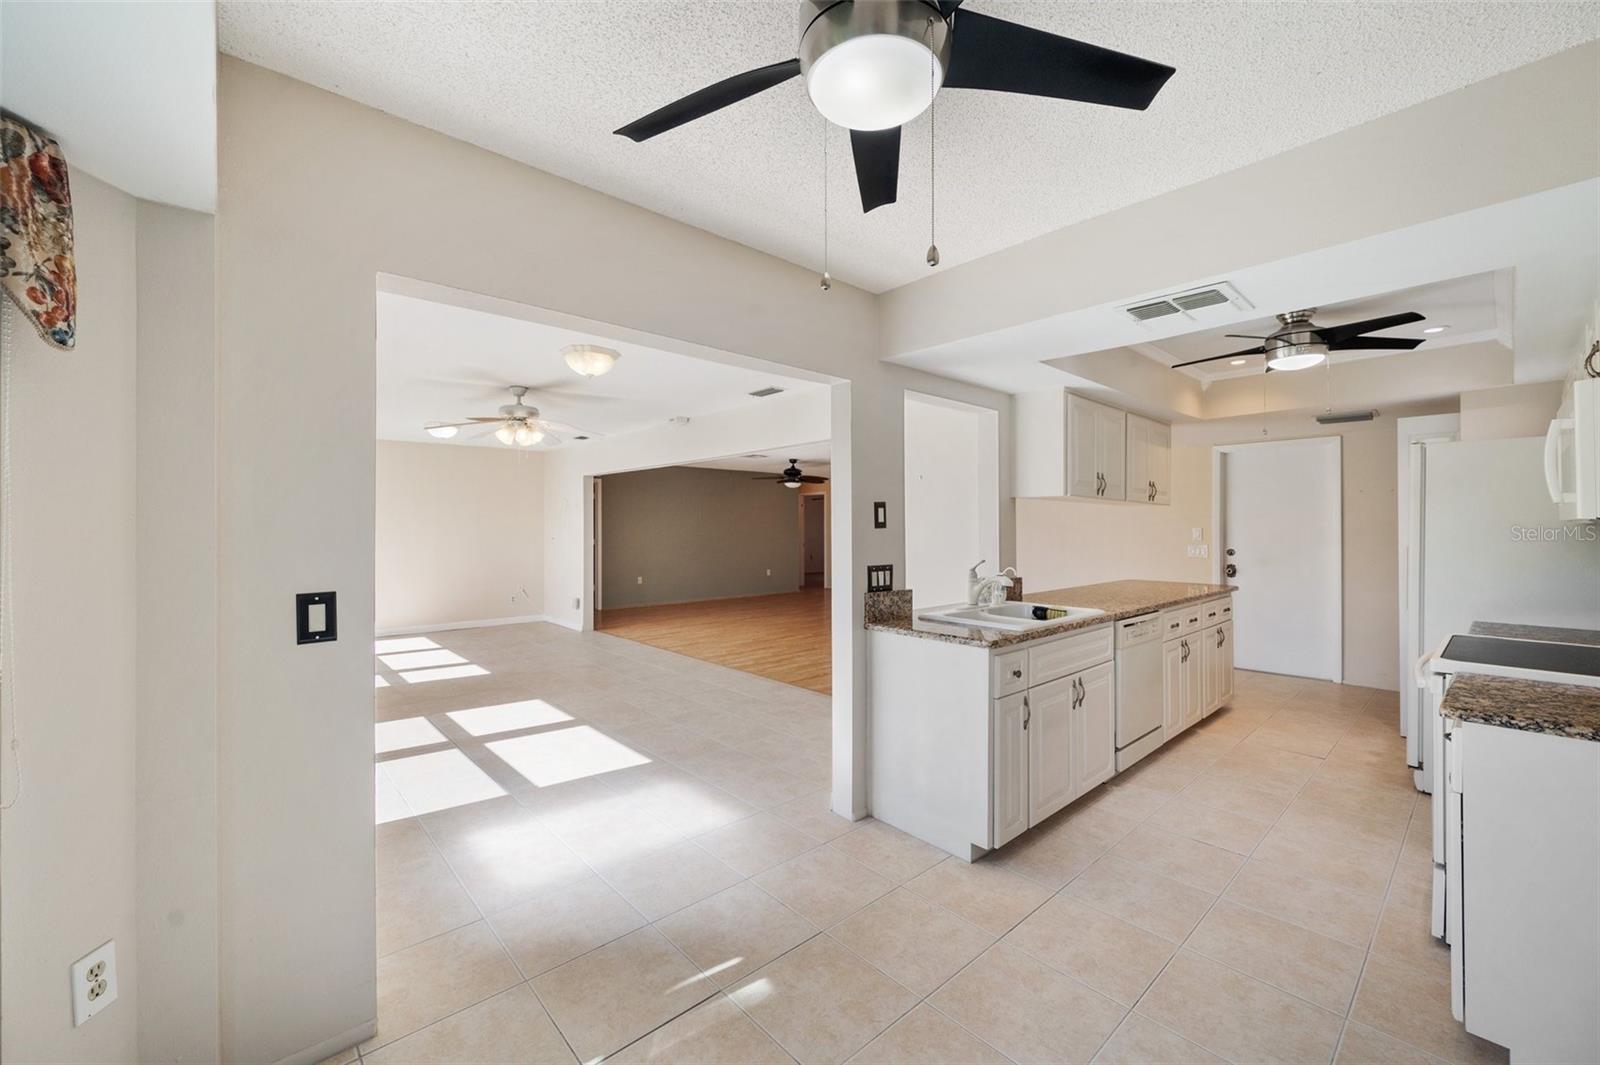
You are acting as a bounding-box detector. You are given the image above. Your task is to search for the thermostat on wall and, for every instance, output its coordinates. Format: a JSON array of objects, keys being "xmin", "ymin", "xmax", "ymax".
[{"xmin": 296, "ymin": 591, "xmax": 337, "ymax": 644}]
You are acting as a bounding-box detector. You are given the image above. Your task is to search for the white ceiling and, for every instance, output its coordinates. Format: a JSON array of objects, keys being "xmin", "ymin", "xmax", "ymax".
[
  {"xmin": 377, "ymin": 290, "xmax": 824, "ymax": 448},
  {"xmin": 690, "ymin": 442, "xmax": 832, "ymax": 477},
  {"xmin": 1142, "ymin": 272, "xmax": 1504, "ymax": 382},
  {"xmin": 2, "ymin": 1, "xmax": 216, "ymax": 211},
  {"xmin": 217, "ymin": 1, "xmax": 1597, "ymax": 292}
]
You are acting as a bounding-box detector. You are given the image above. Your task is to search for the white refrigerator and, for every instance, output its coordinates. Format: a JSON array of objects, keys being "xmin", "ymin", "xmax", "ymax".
[{"xmin": 1411, "ymin": 435, "xmax": 1600, "ymax": 791}]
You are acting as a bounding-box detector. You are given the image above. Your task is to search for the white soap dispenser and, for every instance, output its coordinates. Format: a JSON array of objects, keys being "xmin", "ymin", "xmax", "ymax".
[{"xmin": 966, "ymin": 560, "xmax": 986, "ymax": 606}]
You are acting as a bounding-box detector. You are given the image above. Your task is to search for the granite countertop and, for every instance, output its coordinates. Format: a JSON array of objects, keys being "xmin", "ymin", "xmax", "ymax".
[
  {"xmin": 866, "ymin": 579, "xmax": 1233, "ymax": 648},
  {"xmin": 1440, "ymin": 673, "xmax": 1600, "ymax": 743},
  {"xmin": 1440, "ymin": 620, "xmax": 1600, "ymax": 742},
  {"xmin": 1468, "ymin": 620, "xmax": 1600, "ymax": 648}
]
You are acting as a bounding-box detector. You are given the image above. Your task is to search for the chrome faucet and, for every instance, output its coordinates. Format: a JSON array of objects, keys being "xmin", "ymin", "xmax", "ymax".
[{"xmin": 973, "ymin": 572, "xmax": 1014, "ymax": 607}]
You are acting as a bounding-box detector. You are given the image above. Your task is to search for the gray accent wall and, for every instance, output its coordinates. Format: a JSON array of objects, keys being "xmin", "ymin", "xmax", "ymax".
[{"xmin": 600, "ymin": 466, "xmax": 803, "ymax": 609}]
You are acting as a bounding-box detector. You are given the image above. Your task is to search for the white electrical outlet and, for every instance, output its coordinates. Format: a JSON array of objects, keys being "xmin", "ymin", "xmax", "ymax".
[
  {"xmin": 1197, "ymin": 544, "xmax": 1209, "ymax": 558},
  {"xmin": 71, "ymin": 940, "xmax": 118, "ymax": 1026},
  {"xmin": 636, "ymin": 576, "xmax": 643, "ymax": 585},
  {"xmin": 766, "ymin": 569, "xmax": 772, "ymax": 576}
]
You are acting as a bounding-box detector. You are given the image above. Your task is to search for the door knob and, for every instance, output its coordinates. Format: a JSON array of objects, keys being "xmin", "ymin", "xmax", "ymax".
[
  {"xmin": 1224, "ymin": 563, "xmax": 1238, "ymax": 578},
  {"xmin": 1225, "ymin": 548, "xmax": 1236, "ymax": 557}
]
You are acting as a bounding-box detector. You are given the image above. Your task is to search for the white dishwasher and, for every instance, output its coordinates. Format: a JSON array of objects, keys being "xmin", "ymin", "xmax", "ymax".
[{"xmin": 1114, "ymin": 614, "xmax": 1164, "ymax": 771}]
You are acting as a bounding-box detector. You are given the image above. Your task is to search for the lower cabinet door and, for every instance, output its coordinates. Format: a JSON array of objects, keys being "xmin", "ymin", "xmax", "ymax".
[
  {"xmin": 1163, "ymin": 638, "xmax": 1185, "ymax": 738},
  {"xmin": 1182, "ymin": 637, "xmax": 1204, "ymax": 729},
  {"xmin": 1071, "ymin": 662, "xmax": 1116, "ymax": 797},
  {"xmin": 1218, "ymin": 621, "xmax": 1235, "ymax": 707},
  {"xmin": 1027, "ymin": 675, "xmax": 1076, "ymax": 826},
  {"xmin": 991, "ymin": 693, "xmax": 1029, "ymax": 848},
  {"xmin": 1202, "ymin": 625, "xmax": 1221, "ymax": 717}
]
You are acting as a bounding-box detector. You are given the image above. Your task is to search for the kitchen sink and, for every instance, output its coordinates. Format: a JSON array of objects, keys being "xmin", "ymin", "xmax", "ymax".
[{"xmin": 919, "ymin": 602, "xmax": 1106, "ymax": 631}]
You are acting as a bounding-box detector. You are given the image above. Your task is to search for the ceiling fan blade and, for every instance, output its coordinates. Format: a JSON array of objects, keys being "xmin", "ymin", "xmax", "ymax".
[
  {"xmin": 937, "ymin": 0, "xmax": 964, "ymax": 16},
  {"xmin": 614, "ymin": 58, "xmax": 801, "ymax": 142},
  {"xmin": 1313, "ymin": 311, "xmax": 1425, "ymax": 344},
  {"xmin": 1223, "ymin": 333, "xmax": 1270, "ymax": 340},
  {"xmin": 851, "ymin": 126, "xmax": 900, "ymax": 212},
  {"xmin": 1170, "ymin": 346, "xmax": 1267, "ymax": 369},
  {"xmin": 797, "ymin": 475, "xmax": 829, "ymax": 483},
  {"xmin": 1327, "ymin": 336, "xmax": 1426, "ymax": 351},
  {"xmin": 943, "ymin": 10, "xmax": 1175, "ymax": 110}
]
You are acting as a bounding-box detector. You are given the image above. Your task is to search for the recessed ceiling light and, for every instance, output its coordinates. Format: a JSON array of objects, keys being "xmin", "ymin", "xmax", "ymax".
[
  {"xmin": 1229, "ymin": 359, "xmax": 1247, "ymax": 366},
  {"xmin": 1423, "ymin": 325, "xmax": 1449, "ymax": 334}
]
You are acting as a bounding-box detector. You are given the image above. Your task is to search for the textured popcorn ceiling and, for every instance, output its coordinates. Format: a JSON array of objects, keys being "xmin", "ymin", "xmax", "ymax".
[{"xmin": 218, "ymin": 1, "xmax": 1599, "ymax": 293}]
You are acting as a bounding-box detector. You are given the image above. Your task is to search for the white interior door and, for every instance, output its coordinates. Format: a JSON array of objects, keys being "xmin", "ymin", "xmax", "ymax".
[{"xmin": 1217, "ymin": 437, "xmax": 1342, "ymax": 681}]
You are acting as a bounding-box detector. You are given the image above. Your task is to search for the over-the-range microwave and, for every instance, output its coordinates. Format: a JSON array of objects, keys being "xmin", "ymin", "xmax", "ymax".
[{"xmin": 1544, "ymin": 377, "xmax": 1600, "ymax": 521}]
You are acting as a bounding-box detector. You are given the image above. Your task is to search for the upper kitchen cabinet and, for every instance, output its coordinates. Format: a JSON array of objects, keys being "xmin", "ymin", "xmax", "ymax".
[
  {"xmin": 1015, "ymin": 390, "xmax": 1168, "ymax": 503},
  {"xmin": 1127, "ymin": 414, "xmax": 1172, "ymax": 505}
]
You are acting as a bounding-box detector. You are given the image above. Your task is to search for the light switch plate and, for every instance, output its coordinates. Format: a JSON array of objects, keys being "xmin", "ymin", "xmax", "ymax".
[
  {"xmin": 1191, "ymin": 527, "xmax": 1204, "ymax": 542},
  {"xmin": 71, "ymin": 940, "xmax": 118, "ymax": 1026}
]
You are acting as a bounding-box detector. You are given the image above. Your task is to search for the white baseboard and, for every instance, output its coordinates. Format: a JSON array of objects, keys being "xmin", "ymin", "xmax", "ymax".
[
  {"xmin": 375, "ymin": 613, "xmax": 547, "ymax": 637},
  {"xmin": 275, "ymin": 1019, "xmax": 376, "ymax": 1065}
]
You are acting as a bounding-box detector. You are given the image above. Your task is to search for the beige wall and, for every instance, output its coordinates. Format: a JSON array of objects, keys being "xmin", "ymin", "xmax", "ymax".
[
  {"xmin": 1, "ymin": 171, "xmax": 141, "ymax": 1063},
  {"xmin": 599, "ymin": 465, "xmax": 800, "ymax": 608},
  {"xmin": 1017, "ymin": 405, "xmax": 1453, "ymax": 690},
  {"xmin": 134, "ymin": 200, "xmax": 220, "ymax": 1064},
  {"xmin": 1459, "ymin": 381, "xmax": 1563, "ymax": 440},
  {"xmin": 376, "ymin": 441, "xmax": 544, "ymax": 632}
]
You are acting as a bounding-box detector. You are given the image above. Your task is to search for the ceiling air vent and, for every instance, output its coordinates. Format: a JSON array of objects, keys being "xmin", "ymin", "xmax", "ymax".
[
  {"xmin": 749, "ymin": 386, "xmax": 785, "ymax": 398},
  {"xmin": 1122, "ymin": 282, "xmax": 1252, "ymax": 325},
  {"xmin": 1125, "ymin": 300, "xmax": 1182, "ymax": 322},
  {"xmin": 1316, "ymin": 410, "xmax": 1377, "ymax": 425}
]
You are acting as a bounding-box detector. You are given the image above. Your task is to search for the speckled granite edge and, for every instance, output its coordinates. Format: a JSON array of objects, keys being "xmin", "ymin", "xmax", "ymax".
[
  {"xmin": 1469, "ymin": 621, "xmax": 1600, "ymax": 648},
  {"xmin": 863, "ymin": 589, "xmax": 913, "ymax": 625},
  {"xmin": 865, "ymin": 579, "xmax": 1233, "ymax": 648},
  {"xmin": 1442, "ymin": 672, "xmax": 1600, "ymax": 742}
]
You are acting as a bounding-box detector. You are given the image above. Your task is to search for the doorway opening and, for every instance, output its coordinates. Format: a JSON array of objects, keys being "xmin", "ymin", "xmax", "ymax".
[
  {"xmin": 592, "ymin": 443, "xmax": 834, "ymax": 694},
  {"xmin": 1213, "ymin": 436, "xmax": 1343, "ymax": 681},
  {"xmin": 903, "ymin": 392, "xmax": 1001, "ymax": 606}
]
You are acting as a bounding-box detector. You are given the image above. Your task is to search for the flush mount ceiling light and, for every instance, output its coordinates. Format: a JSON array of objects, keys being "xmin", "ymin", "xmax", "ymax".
[
  {"xmin": 1229, "ymin": 359, "xmax": 1247, "ymax": 366},
  {"xmin": 615, "ymin": 1, "xmax": 1175, "ymax": 215},
  {"xmin": 1171, "ymin": 309, "xmax": 1429, "ymax": 374},
  {"xmin": 562, "ymin": 343, "xmax": 620, "ymax": 378},
  {"xmin": 427, "ymin": 385, "xmax": 594, "ymax": 448},
  {"xmin": 1423, "ymin": 325, "xmax": 1449, "ymax": 334}
]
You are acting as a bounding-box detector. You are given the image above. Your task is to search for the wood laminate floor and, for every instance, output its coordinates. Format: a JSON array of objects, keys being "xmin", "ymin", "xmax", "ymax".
[{"xmin": 597, "ymin": 588, "xmax": 831, "ymax": 694}]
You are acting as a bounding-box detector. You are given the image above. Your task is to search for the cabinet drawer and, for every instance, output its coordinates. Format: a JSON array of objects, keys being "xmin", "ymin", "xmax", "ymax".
[
  {"xmin": 1201, "ymin": 598, "xmax": 1225, "ymax": 626},
  {"xmin": 1028, "ymin": 625, "xmax": 1113, "ymax": 686},
  {"xmin": 1220, "ymin": 598, "xmax": 1233, "ymax": 620},
  {"xmin": 1162, "ymin": 607, "xmax": 1206, "ymax": 637},
  {"xmin": 992, "ymin": 650, "xmax": 1028, "ymax": 697}
]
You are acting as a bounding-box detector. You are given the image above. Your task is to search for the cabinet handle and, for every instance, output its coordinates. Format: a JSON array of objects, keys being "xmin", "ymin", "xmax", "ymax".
[
  {"xmin": 1011, "ymin": 667, "xmax": 1022, "ymax": 679},
  {"xmin": 1218, "ymin": 629, "xmax": 1226, "ymax": 647},
  {"xmin": 1023, "ymin": 693, "xmax": 1030, "ymax": 729},
  {"xmin": 1180, "ymin": 639, "xmax": 1189, "ymax": 662}
]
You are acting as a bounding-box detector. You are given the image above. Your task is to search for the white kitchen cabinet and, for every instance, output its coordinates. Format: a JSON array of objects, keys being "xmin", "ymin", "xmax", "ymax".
[
  {"xmin": 1126, "ymin": 414, "xmax": 1172, "ymax": 505},
  {"xmin": 1070, "ymin": 661, "xmax": 1116, "ymax": 796},
  {"xmin": 1182, "ymin": 632, "xmax": 1204, "ymax": 730},
  {"xmin": 1027, "ymin": 676, "xmax": 1076, "ymax": 824},
  {"xmin": 1203, "ymin": 620, "xmax": 1234, "ymax": 716},
  {"xmin": 1015, "ymin": 391, "xmax": 1137, "ymax": 500},
  {"xmin": 991, "ymin": 693, "xmax": 1029, "ymax": 848},
  {"xmin": 1163, "ymin": 637, "xmax": 1186, "ymax": 739}
]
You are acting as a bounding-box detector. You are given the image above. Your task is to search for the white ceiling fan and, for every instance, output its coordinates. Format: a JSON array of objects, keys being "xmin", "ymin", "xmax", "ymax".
[{"xmin": 424, "ymin": 385, "xmax": 595, "ymax": 447}]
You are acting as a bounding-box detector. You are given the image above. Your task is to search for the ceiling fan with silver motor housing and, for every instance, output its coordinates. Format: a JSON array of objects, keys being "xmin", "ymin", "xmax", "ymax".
[
  {"xmin": 615, "ymin": 0, "xmax": 1177, "ymax": 214},
  {"xmin": 1171, "ymin": 309, "xmax": 1429, "ymax": 374},
  {"xmin": 424, "ymin": 385, "xmax": 595, "ymax": 447},
  {"xmin": 753, "ymin": 459, "xmax": 829, "ymax": 488}
]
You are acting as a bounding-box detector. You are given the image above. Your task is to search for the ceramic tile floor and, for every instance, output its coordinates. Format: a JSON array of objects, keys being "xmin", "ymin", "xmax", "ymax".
[{"xmin": 345, "ymin": 621, "xmax": 1508, "ymax": 1065}]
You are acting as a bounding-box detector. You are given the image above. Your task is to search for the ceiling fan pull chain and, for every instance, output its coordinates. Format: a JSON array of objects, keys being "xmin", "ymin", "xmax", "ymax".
[
  {"xmin": 925, "ymin": 16, "xmax": 940, "ymax": 269},
  {"xmin": 820, "ymin": 116, "xmax": 831, "ymax": 292}
]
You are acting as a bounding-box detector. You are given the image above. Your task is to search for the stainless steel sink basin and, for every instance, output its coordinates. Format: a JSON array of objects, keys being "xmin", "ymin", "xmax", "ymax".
[{"xmin": 919, "ymin": 602, "xmax": 1106, "ymax": 631}]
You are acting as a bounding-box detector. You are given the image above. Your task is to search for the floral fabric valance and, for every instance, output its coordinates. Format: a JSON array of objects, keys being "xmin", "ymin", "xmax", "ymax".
[{"xmin": 1, "ymin": 110, "xmax": 75, "ymax": 350}]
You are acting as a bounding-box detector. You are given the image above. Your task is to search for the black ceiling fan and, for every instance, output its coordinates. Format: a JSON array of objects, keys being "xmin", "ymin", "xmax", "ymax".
[
  {"xmin": 615, "ymin": 0, "xmax": 1175, "ymax": 213},
  {"xmin": 754, "ymin": 460, "xmax": 828, "ymax": 487},
  {"xmin": 1171, "ymin": 309, "xmax": 1428, "ymax": 373}
]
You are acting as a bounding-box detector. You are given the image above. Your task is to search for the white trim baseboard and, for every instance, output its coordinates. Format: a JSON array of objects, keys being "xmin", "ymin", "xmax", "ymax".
[
  {"xmin": 375, "ymin": 613, "xmax": 547, "ymax": 637},
  {"xmin": 274, "ymin": 1019, "xmax": 376, "ymax": 1065}
]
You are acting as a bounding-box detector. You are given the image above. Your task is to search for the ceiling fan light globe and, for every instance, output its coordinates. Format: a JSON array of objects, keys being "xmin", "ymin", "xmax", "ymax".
[
  {"xmin": 783, "ymin": 479, "xmax": 803, "ymax": 488},
  {"xmin": 1265, "ymin": 348, "xmax": 1327, "ymax": 372},
  {"xmin": 425, "ymin": 424, "xmax": 458, "ymax": 439},
  {"xmin": 805, "ymin": 34, "xmax": 939, "ymax": 130},
  {"xmin": 494, "ymin": 423, "xmax": 518, "ymax": 446},
  {"xmin": 562, "ymin": 343, "xmax": 620, "ymax": 378},
  {"xmin": 514, "ymin": 424, "xmax": 544, "ymax": 446}
]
